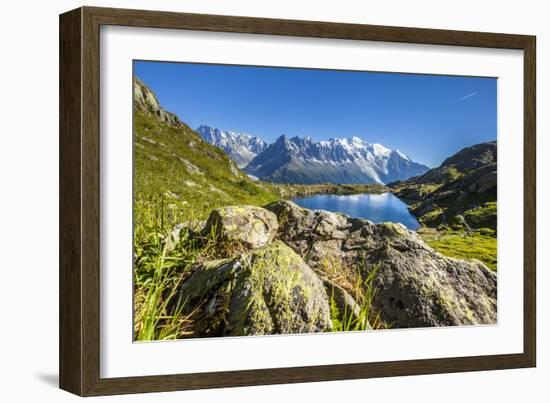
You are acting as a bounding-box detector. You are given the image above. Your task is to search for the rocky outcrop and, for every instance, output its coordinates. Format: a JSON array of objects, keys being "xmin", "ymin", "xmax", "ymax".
[
  {"xmin": 134, "ymin": 78, "xmax": 183, "ymax": 127},
  {"xmin": 177, "ymin": 241, "xmax": 332, "ymax": 337},
  {"xmin": 202, "ymin": 205, "xmax": 279, "ymax": 249},
  {"xmin": 390, "ymin": 142, "xmax": 497, "ymax": 230},
  {"xmin": 264, "ymin": 200, "xmax": 497, "ymax": 328},
  {"xmin": 466, "ymin": 166, "xmax": 497, "ymax": 194},
  {"xmin": 403, "ymin": 141, "xmax": 497, "ymax": 188}
]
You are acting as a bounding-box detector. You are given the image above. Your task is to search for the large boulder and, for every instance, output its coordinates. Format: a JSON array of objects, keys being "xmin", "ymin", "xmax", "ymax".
[
  {"xmin": 177, "ymin": 241, "xmax": 332, "ymax": 337},
  {"xmin": 264, "ymin": 200, "xmax": 497, "ymax": 328},
  {"xmin": 202, "ymin": 205, "xmax": 279, "ymax": 249}
]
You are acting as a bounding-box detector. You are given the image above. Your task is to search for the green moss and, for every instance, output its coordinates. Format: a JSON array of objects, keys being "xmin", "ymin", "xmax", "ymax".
[
  {"xmin": 419, "ymin": 208, "xmax": 444, "ymax": 226},
  {"xmin": 201, "ymin": 241, "xmax": 316, "ymax": 335},
  {"xmin": 419, "ymin": 183, "xmax": 441, "ymax": 196},
  {"xmin": 380, "ymin": 222, "xmax": 407, "ymax": 237},
  {"xmin": 445, "ymin": 166, "xmax": 463, "ymax": 181}
]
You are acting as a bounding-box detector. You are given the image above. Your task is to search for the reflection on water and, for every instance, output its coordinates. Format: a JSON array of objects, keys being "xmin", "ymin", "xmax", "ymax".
[{"xmin": 292, "ymin": 192, "xmax": 420, "ymax": 230}]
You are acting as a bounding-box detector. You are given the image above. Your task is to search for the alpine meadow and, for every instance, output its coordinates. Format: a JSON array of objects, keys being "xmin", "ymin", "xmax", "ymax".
[{"xmin": 133, "ymin": 62, "xmax": 498, "ymax": 341}]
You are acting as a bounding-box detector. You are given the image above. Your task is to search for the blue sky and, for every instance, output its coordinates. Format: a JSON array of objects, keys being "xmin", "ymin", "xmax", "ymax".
[{"xmin": 134, "ymin": 61, "xmax": 497, "ymax": 167}]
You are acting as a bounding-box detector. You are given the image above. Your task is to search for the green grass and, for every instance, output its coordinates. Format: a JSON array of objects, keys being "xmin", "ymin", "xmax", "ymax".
[
  {"xmin": 133, "ymin": 110, "xmax": 285, "ymax": 340},
  {"xmin": 327, "ymin": 264, "xmax": 389, "ymax": 332},
  {"xmin": 134, "ymin": 111, "xmax": 379, "ymax": 223},
  {"xmin": 418, "ymin": 208, "xmax": 445, "ymax": 227},
  {"xmin": 134, "ymin": 111, "xmax": 280, "ymax": 222},
  {"xmin": 420, "ymin": 229, "xmax": 497, "ymax": 270},
  {"xmin": 134, "ymin": 197, "xmax": 248, "ymax": 340},
  {"xmin": 415, "ymin": 195, "xmax": 496, "ymax": 231},
  {"xmin": 445, "ymin": 166, "xmax": 463, "ymax": 181},
  {"xmin": 134, "ymin": 198, "xmax": 207, "ymax": 340},
  {"xmin": 463, "ymin": 202, "xmax": 497, "ymax": 229}
]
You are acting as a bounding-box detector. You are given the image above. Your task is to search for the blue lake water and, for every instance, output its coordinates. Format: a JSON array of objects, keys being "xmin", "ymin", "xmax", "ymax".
[{"xmin": 292, "ymin": 192, "xmax": 421, "ymax": 230}]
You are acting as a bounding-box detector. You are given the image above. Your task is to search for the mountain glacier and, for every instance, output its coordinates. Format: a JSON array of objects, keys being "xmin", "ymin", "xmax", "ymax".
[
  {"xmin": 197, "ymin": 125, "xmax": 429, "ymax": 185},
  {"xmin": 196, "ymin": 125, "xmax": 267, "ymax": 168},
  {"xmin": 245, "ymin": 135, "xmax": 429, "ymax": 184}
]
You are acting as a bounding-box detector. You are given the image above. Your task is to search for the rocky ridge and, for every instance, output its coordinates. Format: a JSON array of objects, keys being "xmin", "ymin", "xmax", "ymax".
[
  {"xmin": 390, "ymin": 141, "xmax": 497, "ymax": 229},
  {"xmin": 134, "ymin": 78, "xmax": 183, "ymax": 127},
  {"xmin": 245, "ymin": 135, "xmax": 429, "ymax": 185},
  {"xmin": 196, "ymin": 125, "xmax": 268, "ymax": 168}
]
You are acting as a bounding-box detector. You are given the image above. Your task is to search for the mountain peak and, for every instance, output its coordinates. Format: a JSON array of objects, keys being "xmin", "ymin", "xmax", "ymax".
[
  {"xmin": 393, "ymin": 149, "xmax": 411, "ymax": 161},
  {"xmin": 196, "ymin": 125, "xmax": 267, "ymax": 168},
  {"xmin": 246, "ymin": 134, "xmax": 429, "ymax": 185},
  {"xmin": 441, "ymin": 141, "xmax": 497, "ymax": 171},
  {"xmin": 369, "ymin": 143, "xmax": 391, "ymax": 157},
  {"xmin": 197, "ymin": 123, "xmax": 429, "ymax": 185},
  {"xmin": 274, "ymin": 134, "xmax": 289, "ymax": 145}
]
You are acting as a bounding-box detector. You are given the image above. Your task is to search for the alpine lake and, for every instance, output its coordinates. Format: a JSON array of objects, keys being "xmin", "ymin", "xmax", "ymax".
[{"xmin": 292, "ymin": 192, "xmax": 420, "ymax": 230}]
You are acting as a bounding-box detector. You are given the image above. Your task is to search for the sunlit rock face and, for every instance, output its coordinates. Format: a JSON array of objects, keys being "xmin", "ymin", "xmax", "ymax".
[
  {"xmin": 196, "ymin": 125, "xmax": 267, "ymax": 168},
  {"xmin": 245, "ymin": 135, "xmax": 429, "ymax": 184}
]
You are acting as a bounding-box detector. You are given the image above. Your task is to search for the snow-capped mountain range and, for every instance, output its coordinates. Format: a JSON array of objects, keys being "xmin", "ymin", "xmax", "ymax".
[
  {"xmin": 196, "ymin": 125, "xmax": 267, "ymax": 168},
  {"xmin": 197, "ymin": 125, "xmax": 429, "ymax": 185}
]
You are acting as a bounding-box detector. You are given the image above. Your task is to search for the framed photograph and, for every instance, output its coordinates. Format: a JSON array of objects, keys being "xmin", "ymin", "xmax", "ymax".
[{"xmin": 59, "ymin": 6, "xmax": 536, "ymax": 396}]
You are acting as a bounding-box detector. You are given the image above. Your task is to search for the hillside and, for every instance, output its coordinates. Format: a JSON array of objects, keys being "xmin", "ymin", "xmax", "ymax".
[
  {"xmin": 390, "ymin": 141, "xmax": 497, "ymax": 269},
  {"xmin": 133, "ymin": 78, "xmax": 280, "ymax": 222},
  {"xmin": 390, "ymin": 141, "xmax": 497, "ymax": 229}
]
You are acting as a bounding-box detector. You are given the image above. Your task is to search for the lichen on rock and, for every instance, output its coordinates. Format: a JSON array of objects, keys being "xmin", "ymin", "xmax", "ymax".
[
  {"xmin": 202, "ymin": 205, "xmax": 279, "ymax": 249},
  {"xmin": 264, "ymin": 200, "xmax": 497, "ymax": 328},
  {"xmin": 177, "ymin": 241, "xmax": 332, "ymax": 337}
]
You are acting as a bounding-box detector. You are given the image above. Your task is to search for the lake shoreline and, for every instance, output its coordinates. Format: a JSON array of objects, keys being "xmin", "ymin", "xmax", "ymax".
[
  {"xmin": 271, "ymin": 182, "xmax": 388, "ymax": 199},
  {"xmin": 290, "ymin": 191, "xmax": 421, "ymax": 230}
]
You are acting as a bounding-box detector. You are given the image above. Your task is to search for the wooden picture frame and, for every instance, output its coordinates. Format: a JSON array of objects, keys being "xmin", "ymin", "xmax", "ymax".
[{"xmin": 59, "ymin": 6, "xmax": 536, "ymax": 396}]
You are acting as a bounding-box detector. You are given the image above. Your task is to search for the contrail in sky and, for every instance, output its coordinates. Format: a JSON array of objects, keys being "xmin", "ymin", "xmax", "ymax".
[{"xmin": 457, "ymin": 91, "xmax": 478, "ymax": 102}]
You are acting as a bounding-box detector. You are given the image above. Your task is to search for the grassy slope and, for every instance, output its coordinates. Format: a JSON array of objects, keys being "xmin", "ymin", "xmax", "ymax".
[
  {"xmin": 418, "ymin": 227, "xmax": 497, "ymax": 270},
  {"xmin": 134, "ymin": 111, "xmax": 280, "ymax": 221},
  {"xmin": 419, "ymin": 197, "xmax": 497, "ymax": 270},
  {"xmin": 392, "ymin": 148, "xmax": 497, "ymax": 270},
  {"xmin": 428, "ymin": 232, "xmax": 497, "ymax": 270},
  {"xmin": 409, "ymin": 174, "xmax": 497, "ymax": 270}
]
